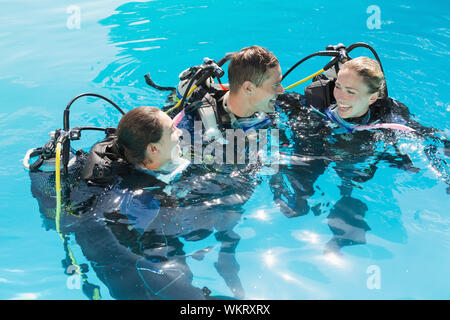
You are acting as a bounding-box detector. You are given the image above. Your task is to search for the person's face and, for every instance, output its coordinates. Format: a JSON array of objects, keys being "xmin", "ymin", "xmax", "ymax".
[
  {"xmin": 147, "ymin": 111, "xmax": 182, "ymax": 167},
  {"xmin": 333, "ymin": 68, "xmax": 378, "ymax": 119},
  {"xmin": 249, "ymin": 64, "xmax": 284, "ymax": 114}
]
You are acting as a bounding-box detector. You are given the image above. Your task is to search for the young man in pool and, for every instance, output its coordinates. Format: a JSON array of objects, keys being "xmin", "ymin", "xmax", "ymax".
[{"xmin": 176, "ymin": 45, "xmax": 285, "ymax": 139}]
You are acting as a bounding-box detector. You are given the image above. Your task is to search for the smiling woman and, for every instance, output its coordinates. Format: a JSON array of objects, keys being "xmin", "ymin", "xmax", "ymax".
[{"xmin": 334, "ymin": 57, "xmax": 386, "ymax": 119}]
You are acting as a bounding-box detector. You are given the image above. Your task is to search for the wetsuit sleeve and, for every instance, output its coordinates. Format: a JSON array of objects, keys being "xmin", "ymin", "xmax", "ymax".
[
  {"xmin": 65, "ymin": 189, "xmax": 207, "ymax": 300},
  {"xmin": 386, "ymin": 99, "xmax": 450, "ymax": 189},
  {"xmin": 387, "ymin": 99, "xmax": 437, "ymax": 135}
]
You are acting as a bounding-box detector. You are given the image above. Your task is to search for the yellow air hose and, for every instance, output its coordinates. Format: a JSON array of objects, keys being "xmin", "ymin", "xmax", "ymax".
[
  {"xmin": 165, "ymin": 84, "xmax": 198, "ymax": 114},
  {"xmin": 54, "ymin": 141, "xmax": 88, "ymax": 289},
  {"xmin": 55, "ymin": 141, "xmax": 62, "ymax": 234},
  {"xmin": 165, "ymin": 66, "xmax": 323, "ymax": 114},
  {"xmin": 285, "ymin": 68, "xmax": 325, "ymax": 90},
  {"xmin": 54, "ymin": 141, "xmax": 101, "ymax": 299}
]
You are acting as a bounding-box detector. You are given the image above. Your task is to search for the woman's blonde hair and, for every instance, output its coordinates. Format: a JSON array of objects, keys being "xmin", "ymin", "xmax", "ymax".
[{"xmin": 341, "ymin": 56, "xmax": 386, "ymax": 99}]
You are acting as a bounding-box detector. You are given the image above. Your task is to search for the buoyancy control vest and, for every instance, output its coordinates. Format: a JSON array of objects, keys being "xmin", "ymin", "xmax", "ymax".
[
  {"xmin": 81, "ymin": 128, "xmax": 131, "ymax": 186},
  {"xmin": 80, "ymin": 128, "xmax": 172, "ymax": 192},
  {"xmin": 179, "ymin": 86, "xmax": 273, "ymax": 142}
]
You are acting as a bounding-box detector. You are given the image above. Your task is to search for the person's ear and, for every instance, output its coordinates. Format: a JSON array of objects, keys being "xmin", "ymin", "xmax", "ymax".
[
  {"xmin": 146, "ymin": 143, "xmax": 160, "ymax": 156},
  {"xmin": 368, "ymin": 92, "xmax": 379, "ymax": 105},
  {"xmin": 241, "ymin": 80, "xmax": 256, "ymax": 96}
]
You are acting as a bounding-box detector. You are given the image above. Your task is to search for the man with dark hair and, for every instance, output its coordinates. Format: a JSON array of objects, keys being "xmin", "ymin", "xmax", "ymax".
[
  {"xmin": 176, "ymin": 45, "xmax": 284, "ymax": 136},
  {"xmin": 118, "ymin": 106, "xmax": 182, "ymax": 171},
  {"xmin": 226, "ymin": 45, "xmax": 284, "ymax": 117}
]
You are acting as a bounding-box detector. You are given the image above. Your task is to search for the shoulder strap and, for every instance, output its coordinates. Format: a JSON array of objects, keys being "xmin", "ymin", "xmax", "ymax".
[
  {"xmin": 210, "ymin": 90, "xmax": 230, "ymax": 130},
  {"xmin": 195, "ymin": 89, "xmax": 230, "ymax": 133}
]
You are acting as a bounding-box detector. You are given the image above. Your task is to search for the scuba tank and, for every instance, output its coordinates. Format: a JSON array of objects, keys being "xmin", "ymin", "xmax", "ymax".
[
  {"xmin": 174, "ymin": 62, "xmax": 225, "ymax": 139},
  {"xmin": 144, "ymin": 55, "xmax": 233, "ymax": 140},
  {"xmin": 23, "ymin": 130, "xmax": 77, "ymax": 172}
]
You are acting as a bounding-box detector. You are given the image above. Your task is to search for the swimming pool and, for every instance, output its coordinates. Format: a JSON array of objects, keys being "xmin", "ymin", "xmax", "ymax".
[{"xmin": 1, "ymin": 0, "xmax": 449, "ymax": 300}]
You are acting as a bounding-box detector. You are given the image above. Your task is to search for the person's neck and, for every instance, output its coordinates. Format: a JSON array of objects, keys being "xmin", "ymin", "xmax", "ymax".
[
  {"xmin": 343, "ymin": 109, "xmax": 370, "ymax": 124},
  {"xmin": 226, "ymin": 91, "xmax": 253, "ymax": 118},
  {"xmin": 141, "ymin": 159, "xmax": 162, "ymax": 172}
]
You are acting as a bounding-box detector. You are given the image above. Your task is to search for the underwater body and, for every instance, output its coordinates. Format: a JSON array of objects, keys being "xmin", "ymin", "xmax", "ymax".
[
  {"xmin": 26, "ymin": 76, "xmax": 449, "ymax": 300},
  {"xmin": 2, "ymin": 0, "xmax": 449, "ymax": 300}
]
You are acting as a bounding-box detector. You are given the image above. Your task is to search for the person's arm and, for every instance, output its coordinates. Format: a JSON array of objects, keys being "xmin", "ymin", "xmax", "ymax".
[{"xmin": 387, "ymin": 99, "xmax": 450, "ymax": 189}]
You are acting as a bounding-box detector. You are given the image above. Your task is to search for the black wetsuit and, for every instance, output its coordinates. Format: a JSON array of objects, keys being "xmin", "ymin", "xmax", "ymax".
[
  {"xmin": 271, "ymin": 90, "xmax": 448, "ymax": 252},
  {"xmin": 30, "ymin": 127, "xmax": 253, "ymax": 299}
]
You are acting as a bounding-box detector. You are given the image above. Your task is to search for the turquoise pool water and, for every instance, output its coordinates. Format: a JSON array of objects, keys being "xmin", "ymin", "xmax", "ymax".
[{"xmin": 1, "ymin": 0, "xmax": 449, "ymax": 300}]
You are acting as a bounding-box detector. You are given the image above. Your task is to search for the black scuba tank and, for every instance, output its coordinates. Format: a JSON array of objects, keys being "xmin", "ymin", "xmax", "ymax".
[{"xmin": 304, "ymin": 74, "xmax": 336, "ymax": 112}]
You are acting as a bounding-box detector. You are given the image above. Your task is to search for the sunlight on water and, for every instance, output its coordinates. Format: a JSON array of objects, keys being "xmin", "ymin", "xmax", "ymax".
[{"xmin": 1, "ymin": 0, "xmax": 448, "ymax": 300}]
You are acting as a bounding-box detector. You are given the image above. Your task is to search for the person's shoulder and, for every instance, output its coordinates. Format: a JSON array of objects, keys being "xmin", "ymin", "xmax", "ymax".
[
  {"xmin": 276, "ymin": 92, "xmax": 310, "ymax": 115},
  {"xmin": 374, "ymin": 97, "xmax": 438, "ymax": 135},
  {"xmin": 276, "ymin": 91, "xmax": 305, "ymax": 108},
  {"xmin": 372, "ymin": 97, "xmax": 411, "ymax": 124}
]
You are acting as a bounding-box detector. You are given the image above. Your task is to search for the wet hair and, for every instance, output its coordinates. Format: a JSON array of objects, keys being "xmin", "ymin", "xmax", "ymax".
[
  {"xmin": 228, "ymin": 45, "xmax": 279, "ymax": 92},
  {"xmin": 341, "ymin": 56, "xmax": 386, "ymax": 98},
  {"xmin": 117, "ymin": 106, "xmax": 163, "ymax": 165}
]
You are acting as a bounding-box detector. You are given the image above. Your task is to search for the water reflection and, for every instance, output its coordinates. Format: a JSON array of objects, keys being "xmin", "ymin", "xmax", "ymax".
[
  {"xmin": 270, "ymin": 92, "xmax": 449, "ymax": 255},
  {"xmin": 94, "ymin": 1, "xmax": 212, "ymax": 92},
  {"xmin": 29, "ymin": 155, "xmax": 252, "ymax": 299},
  {"xmin": 25, "ymin": 0, "xmax": 450, "ymax": 300},
  {"xmin": 24, "ymin": 3, "xmax": 259, "ymax": 300},
  {"xmin": 325, "ymin": 196, "xmax": 370, "ymax": 253}
]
